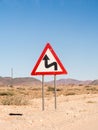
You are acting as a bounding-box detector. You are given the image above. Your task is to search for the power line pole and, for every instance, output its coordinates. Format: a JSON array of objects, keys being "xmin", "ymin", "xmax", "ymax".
[{"xmin": 11, "ymin": 68, "xmax": 13, "ymax": 87}]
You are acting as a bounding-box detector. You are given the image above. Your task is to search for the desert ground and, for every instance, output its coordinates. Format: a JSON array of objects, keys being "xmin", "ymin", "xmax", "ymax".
[{"xmin": 0, "ymin": 84, "xmax": 98, "ymax": 130}]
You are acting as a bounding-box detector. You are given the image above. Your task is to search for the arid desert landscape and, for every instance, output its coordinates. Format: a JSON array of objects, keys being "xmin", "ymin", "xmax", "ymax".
[
  {"xmin": 1, "ymin": 0, "xmax": 98, "ymax": 130},
  {"xmin": 0, "ymin": 77, "xmax": 98, "ymax": 130}
]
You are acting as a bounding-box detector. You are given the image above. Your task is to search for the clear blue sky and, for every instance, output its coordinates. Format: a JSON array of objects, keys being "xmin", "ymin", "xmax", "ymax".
[{"xmin": 0, "ymin": 0, "xmax": 98, "ymax": 81}]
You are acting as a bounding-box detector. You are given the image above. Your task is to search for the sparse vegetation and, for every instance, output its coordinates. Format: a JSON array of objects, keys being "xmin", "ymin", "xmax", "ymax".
[
  {"xmin": 17, "ymin": 87, "xmax": 26, "ymax": 90},
  {"xmin": 0, "ymin": 91, "xmax": 14, "ymax": 96},
  {"xmin": 85, "ymin": 85, "xmax": 91, "ymax": 88},
  {"xmin": 79, "ymin": 84, "xmax": 83, "ymax": 86},
  {"xmin": 47, "ymin": 86, "xmax": 62, "ymax": 92},
  {"xmin": 47, "ymin": 86, "xmax": 55, "ymax": 91},
  {"xmin": 66, "ymin": 92, "xmax": 76, "ymax": 96},
  {"xmin": 0, "ymin": 84, "xmax": 98, "ymax": 106},
  {"xmin": 86, "ymin": 87, "xmax": 98, "ymax": 91},
  {"xmin": 1, "ymin": 96, "xmax": 28, "ymax": 105},
  {"xmin": 86, "ymin": 100, "xmax": 96, "ymax": 103},
  {"xmin": 31, "ymin": 88, "xmax": 41, "ymax": 91}
]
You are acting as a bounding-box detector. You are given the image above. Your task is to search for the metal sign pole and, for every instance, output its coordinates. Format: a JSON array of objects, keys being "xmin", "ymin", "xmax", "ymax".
[
  {"xmin": 54, "ymin": 75, "xmax": 57, "ymax": 109},
  {"xmin": 42, "ymin": 75, "xmax": 45, "ymax": 111}
]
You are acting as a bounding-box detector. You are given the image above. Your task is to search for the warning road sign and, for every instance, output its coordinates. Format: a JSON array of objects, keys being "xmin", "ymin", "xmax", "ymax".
[{"xmin": 31, "ymin": 43, "xmax": 67, "ymax": 75}]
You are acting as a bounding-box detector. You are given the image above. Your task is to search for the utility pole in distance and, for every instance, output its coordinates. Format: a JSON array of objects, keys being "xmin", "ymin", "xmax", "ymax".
[{"xmin": 11, "ymin": 68, "xmax": 13, "ymax": 87}]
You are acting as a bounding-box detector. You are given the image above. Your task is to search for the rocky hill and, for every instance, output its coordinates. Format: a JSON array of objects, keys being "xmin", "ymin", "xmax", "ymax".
[
  {"xmin": 0, "ymin": 77, "xmax": 41, "ymax": 87},
  {"xmin": 46, "ymin": 78, "xmax": 92, "ymax": 86},
  {"xmin": 90, "ymin": 79, "xmax": 98, "ymax": 85},
  {"xmin": 0, "ymin": 77, "xmax": 97, "ymax": 87}
]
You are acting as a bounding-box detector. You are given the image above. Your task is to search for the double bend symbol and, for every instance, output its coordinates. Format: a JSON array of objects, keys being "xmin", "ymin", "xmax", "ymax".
[{"xmin": 43, "ymin": 55, "xmax": 58, "ymax": 70}]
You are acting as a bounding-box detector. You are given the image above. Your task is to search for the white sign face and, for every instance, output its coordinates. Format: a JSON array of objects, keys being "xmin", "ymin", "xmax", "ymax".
[
  {"xmin": 31, "ymin": 43, "xmax": 67, "ymax": 75},
  {"xmin": 36, "ymin": 49, "xmax": 62, "ymax": 72}
]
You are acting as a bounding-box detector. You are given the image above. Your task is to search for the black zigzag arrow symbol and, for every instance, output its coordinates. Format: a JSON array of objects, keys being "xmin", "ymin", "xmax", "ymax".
[{"xmin": 43, "ymin": 54, "xmax": 58, "ymax": 70}]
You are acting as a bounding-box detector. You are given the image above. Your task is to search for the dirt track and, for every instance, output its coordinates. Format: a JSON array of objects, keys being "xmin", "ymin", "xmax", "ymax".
[{"xmin": 0, "ymin": 94, "xmax": 98, "ymax": 130}]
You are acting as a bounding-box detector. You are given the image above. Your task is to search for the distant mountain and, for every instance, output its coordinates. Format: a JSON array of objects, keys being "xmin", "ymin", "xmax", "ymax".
[
  {"xmin": 0, "ymin": 77, "xmax": 41, "ymax": 86},
  {"xmin": 46, "ymin": 78, "xmax": 92, "ymax": 85},
  {"xmin": 0, "ymin": 77, "xmax": 12, "ymax": 86},
  {"xmin": 90, "ymin": 79, "xmax": 98, "ymax": 85},
  {"xmin": 13, "ymin": 77, "xmax": 41, "ymax": 86},
  {"xmin": 0, "ymin": 77, "xmax": 97, "ymax": 87}
]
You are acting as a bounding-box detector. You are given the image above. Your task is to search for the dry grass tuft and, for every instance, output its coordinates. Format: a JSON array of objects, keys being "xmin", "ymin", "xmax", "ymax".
[
  {"xmin": 47, "ymin": 86, "xmax": 62, "ymax": 92},
  {"xmin": 86, "ymin": 100, "xmax": 97, "ymax": 103},
  {"xmin": 66, "ymin": 92, "xmax": 76, "ymax": 96},
  {"xmin": 1, "ymin": 96, "xmax": 28, "ymax": 105},
  {"xmin": 0, "ymin": 84, "xmax": 98, "ymax": 105},
  {"xmin": 0, "ymin": 91, "xmax": 14, "ymax": 96}
]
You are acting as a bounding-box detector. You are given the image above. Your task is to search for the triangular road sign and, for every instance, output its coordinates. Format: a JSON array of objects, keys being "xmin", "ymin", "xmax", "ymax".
[{"xmin": 31, "ymin": 43, "xmax": 68, "ymax": 75}]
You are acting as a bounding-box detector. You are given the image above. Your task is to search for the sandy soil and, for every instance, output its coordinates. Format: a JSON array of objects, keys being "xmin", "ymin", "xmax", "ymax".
[{"xmin": 0, "ymin": 94, "xmax": 98, "ymax": 130}]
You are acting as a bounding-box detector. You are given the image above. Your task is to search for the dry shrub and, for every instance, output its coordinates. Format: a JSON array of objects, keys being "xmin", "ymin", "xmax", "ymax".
[
  {"xmin": 86, "ymin": 87, "xmax": 98, "ymax": 91},
  {"xmin": 86, "ymin": 100, "xmax": 96, "ymax": 103},
  {"xmin": 66, "ymin": 92, "xmax": 76, "ymax": 96},
  {"xmin": 47, "ymin": 86, "xmax": 55, "ymax": 92},
  {"xmin": 31, "ymin": 88, "xmax": 41, "ymax": 91},
  {"xmin": 1, "ymin": 96, "xmax": 28, "ymax": 105},
  {"xmin": 0, "ymin": 91, "xmax": 14, "ymax": 96},
  {"xmin": 47, "ymin": 86, "xmax": 62, "ymax": 92}
]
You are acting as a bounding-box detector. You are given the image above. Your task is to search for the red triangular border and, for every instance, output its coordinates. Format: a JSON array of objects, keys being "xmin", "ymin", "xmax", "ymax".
[{"xmin": 31, "ymin": 43, "xmax": 68, "ymax": 75}]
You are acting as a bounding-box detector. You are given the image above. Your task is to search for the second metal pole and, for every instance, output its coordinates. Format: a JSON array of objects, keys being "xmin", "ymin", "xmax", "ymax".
[
  {"xmin": 54, "ymin": 75, "xmax": 57, "ymax": 109},
  {"xmin": 42, "ymin": 75, "xmax": 45, "ymax": 111}
]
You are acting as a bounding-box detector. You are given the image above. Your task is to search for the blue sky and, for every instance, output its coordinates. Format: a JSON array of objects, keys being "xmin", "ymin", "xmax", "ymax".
[{"xmin": 0, "ymin": 0, "xmax": 98, "ymax": 81}]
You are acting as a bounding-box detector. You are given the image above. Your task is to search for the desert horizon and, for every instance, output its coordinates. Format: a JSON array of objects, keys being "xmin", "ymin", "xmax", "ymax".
[{"xmin": 0, "ymin": 76, "xmax": 98, "ymax": 86}]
